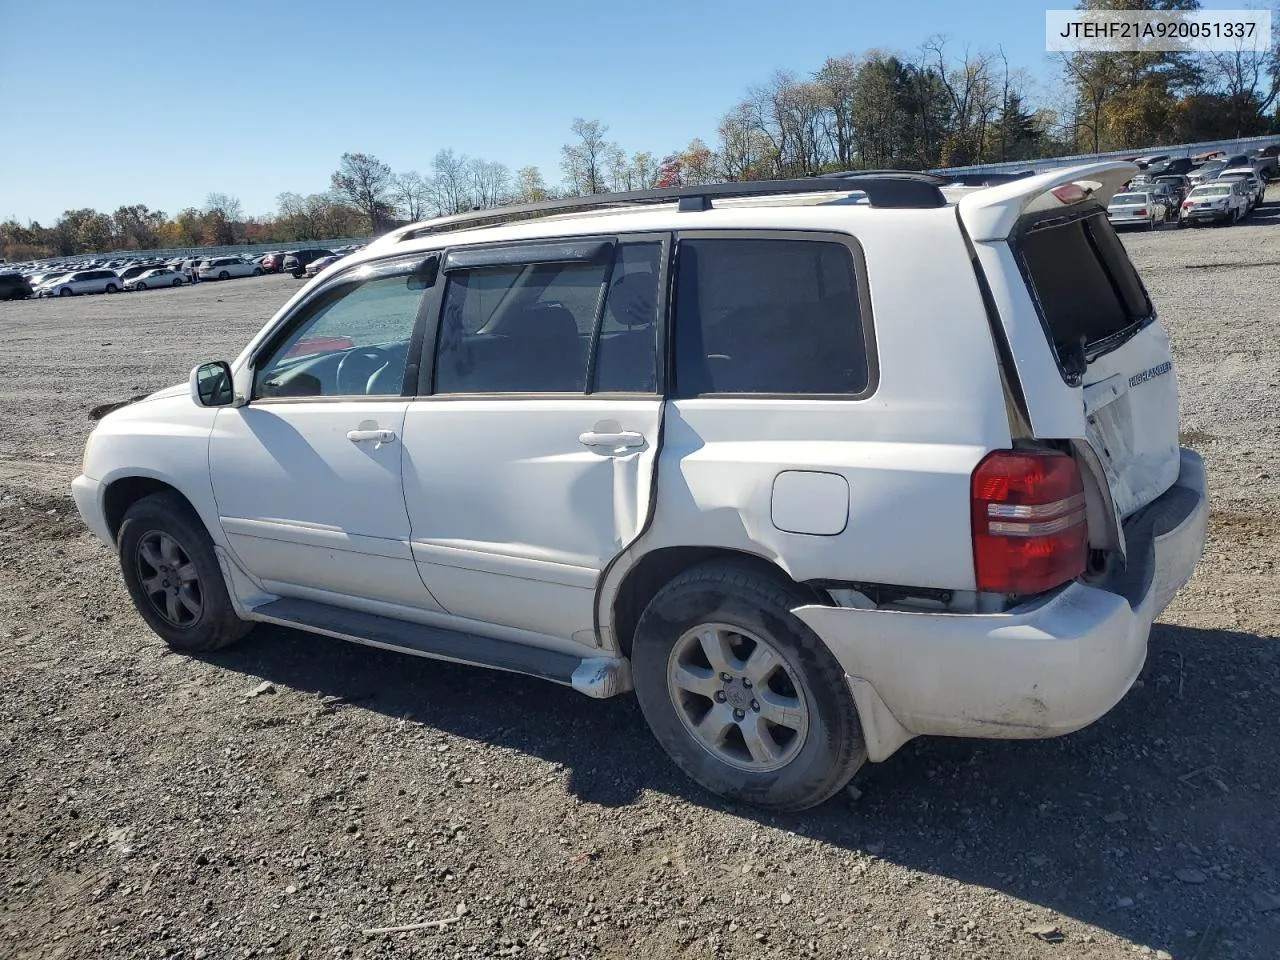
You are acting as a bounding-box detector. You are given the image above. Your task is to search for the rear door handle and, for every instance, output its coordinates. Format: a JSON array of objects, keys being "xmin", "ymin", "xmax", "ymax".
[
  {"xmin": 347, "ymin": 429, "xmax": 397, "ymax": 444},
  {"xmin": 579, "ymin": 430, "xmax": 645, "ymax": 450}
]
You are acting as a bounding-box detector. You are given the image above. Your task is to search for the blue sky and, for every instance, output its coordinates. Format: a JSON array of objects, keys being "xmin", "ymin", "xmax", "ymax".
[{"xmin": 0, "ymin": 0, "xmax": 1248, "ymax": 224}]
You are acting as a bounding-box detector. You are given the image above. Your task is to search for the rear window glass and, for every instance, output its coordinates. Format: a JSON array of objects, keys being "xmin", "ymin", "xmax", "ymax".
[
  {"xmin": 673, "ymin": 237, "xmax": 871, "ymax": 397},
  {"xmin": 1018, "ymin": 210, "xmax": 1152, "ymax": 371},
  {"xmin": 1110, "ymin": 194, "xmax": 1145, "ymax": 203},
  {"xmin": 1192, "ymin": 186, "xmax": 1230, "ymax": 196}
]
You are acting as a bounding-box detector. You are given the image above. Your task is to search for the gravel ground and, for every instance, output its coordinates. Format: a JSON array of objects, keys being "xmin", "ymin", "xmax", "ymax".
[{"xmin": 1, "ymin": 195, "xmax": 1278, "ymax": 960}]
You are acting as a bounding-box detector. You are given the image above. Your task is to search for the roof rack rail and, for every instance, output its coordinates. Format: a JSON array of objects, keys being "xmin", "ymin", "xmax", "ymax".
[{"xmin": 391, "ymin": 174, "xmax": 947, "ymax": 243}]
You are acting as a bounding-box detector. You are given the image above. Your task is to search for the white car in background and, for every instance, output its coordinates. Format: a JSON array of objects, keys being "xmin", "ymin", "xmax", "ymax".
[
  {"xmin": 1106, "ymin": 191, "xmax": 1166, "ymax": 230},
  {"xmin": 1216, "ymin": 168, "xmax": 1265, "ymax": 209},
  {"xmin": 198, "ymin": 257, "xmax": 264, "ymax": 281},
  {"xmin": 124, "ymin": 267, "xmax": 188, "ymax": 291},
  {"xmin": 35, "ymin": 268, "xmax": 122, "ymax": 297},
  {"xmin": 1179, "ymin": 182, "xmax": 1248, "ymax": 225}
]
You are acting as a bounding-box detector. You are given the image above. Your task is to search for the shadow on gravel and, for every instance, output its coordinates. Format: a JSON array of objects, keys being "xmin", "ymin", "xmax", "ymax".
[{"xmin": 205, "ymin": 620, "xmax": 1279, "ymax": 953}]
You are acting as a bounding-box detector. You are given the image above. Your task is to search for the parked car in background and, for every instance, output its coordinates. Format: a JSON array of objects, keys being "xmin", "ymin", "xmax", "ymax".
[
  {"xmin": 1146, "ymin": 157, "xmax": 1194, "ymax": 177},
  {"xmin": 260, "ymin": 252, "xmax": 288, "ymax": 273},
  {"xmin": 117, "ymin": 263, "xmax": 167, "ymax": 284},
  {"xmin": 0, "ymin": 272, "xmax": 34, "ymax": 300},
  {"xmin": 198, "ymin": 257, "xmax": 264, "ymax": 281},
  {"xmin": 124, "ymin": 267, "xmax": 187, "ymax": 291},
  {"xmin": 1217, "ymin": 168, "xmax": 1265, "ymax": 209},
  {"xmin": 35, "ymin": 269, "xmax": 122, "ymax": 297},
  {"xmin": 1250, "ymin": 143, "xmax": 1280, "ymax": 179},
  {"xmin": 1107, "ymin": 191, "xmax": 1166, "ymax": 230},
  {"xmin": 1180, "ymin": 182, "xmax": 1248, "ymax": 225},
  {"xmin": 302, "ymin": 254, "xmax": 341, "ymax": 278},
  {"xmin": 1148, "ymin": 180, "xmax": 1183, "ymax": 218},
  {"xmin": 1186, "ymin": 159, "xmax": 1228, "ymax": 186},
  {"xmin": 282, "ymin": 248, "xmax": 335, "ymax": 278},
  {"xmin": 1153, "ymin": 174, "xmax": 1190, "ymax": 205}
]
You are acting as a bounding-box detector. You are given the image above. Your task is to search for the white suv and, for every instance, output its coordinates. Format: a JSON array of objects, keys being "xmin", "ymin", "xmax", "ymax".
[{"xmin": 74, "ymin": 163, "xmax": 1207, "ymax": 811}]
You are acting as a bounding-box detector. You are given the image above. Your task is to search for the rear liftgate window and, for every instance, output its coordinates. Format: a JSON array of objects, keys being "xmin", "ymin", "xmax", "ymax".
[{"xmin": 1019, "ymin": 210, "xmax": 1153, "ymax": 378}]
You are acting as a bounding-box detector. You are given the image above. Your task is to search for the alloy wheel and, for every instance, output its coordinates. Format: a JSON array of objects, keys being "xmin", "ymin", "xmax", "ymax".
[
  {"xmin": 135, "ymin": 530, "xmax": 203, "ymax": 627},
  {"xmin": 666, "ymin": 622, "xmax": 810, "ymax": 773}
]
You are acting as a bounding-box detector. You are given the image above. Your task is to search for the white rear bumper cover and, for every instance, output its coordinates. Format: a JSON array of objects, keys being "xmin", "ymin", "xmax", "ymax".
[{"xmin": 794, "ymin": 448, "xmax": 1208, "ymax": 761}]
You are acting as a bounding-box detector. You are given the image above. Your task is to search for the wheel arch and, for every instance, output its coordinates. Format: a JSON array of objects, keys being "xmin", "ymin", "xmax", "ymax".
[
  {"xmin": 607, "ymin": 545, "xmax": 826, "ymax": 659},
  {"xmin": 103, "ymin": 475, "xmax": 203, "ymax": 542}
]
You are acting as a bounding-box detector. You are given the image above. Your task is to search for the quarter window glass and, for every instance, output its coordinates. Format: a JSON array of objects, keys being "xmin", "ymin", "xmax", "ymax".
[
  {"xmin": 254, "ymin": 273, "xmax": 426, "ymax": 399},
  {"xmin": 434, "ymin": 260, "xmax": 609, "ymax": 394},
  {"xmin": 673, "ymin": 238, "xmax": 870, "ymax": 396}
]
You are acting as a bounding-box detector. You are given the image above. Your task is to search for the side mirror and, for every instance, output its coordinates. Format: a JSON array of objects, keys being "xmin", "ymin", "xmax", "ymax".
[{"xmin": 190, "ymin": 360, "xmax": 235, "ymax": 407}]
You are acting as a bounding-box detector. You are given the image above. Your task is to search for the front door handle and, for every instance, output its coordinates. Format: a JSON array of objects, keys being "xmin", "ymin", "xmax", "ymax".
[
  {"xmin": 579, "ymin": 430, "xmax": 645, "ymax": 450},
  {"xmin": 347, "ymin": 428, "xmax": 397, "ymax": 444}
]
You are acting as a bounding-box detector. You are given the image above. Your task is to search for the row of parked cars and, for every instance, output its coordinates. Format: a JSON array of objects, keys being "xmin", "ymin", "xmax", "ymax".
[
  {"xmin": 1106, "ymin": 149, "xmax": 1274, "ymax": 229},
  {"xmin": 0, "ymin": 245, "xmax": 362, "ymax": 301}
]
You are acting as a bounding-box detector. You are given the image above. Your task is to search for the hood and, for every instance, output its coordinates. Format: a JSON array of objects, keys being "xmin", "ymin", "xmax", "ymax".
[{"xmin": 88, "ymin": 381, "xmax": 185, "ymax": 422}]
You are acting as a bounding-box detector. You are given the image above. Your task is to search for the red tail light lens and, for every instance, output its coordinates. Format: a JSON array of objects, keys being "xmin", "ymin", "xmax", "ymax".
[
  {"xmin": 971, "ymin": 451, "xmax": 1088, "ymax": 595},
  {"xmin": 1135, "ymin": 208, "xmax": 1148, "ymax": 216}
]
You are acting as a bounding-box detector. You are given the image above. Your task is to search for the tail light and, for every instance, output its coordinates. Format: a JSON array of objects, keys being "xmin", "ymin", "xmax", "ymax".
[
  {"xmin": 1135, "ymin": 208, "xmax": 1148, "ymax": 216},
  {"xmin": 971, "ymin": 450, "xmax": 1088, "ymax": 595}
]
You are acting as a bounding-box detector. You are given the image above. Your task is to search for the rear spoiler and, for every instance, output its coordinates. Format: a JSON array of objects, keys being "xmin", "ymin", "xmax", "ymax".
[{"xmin": 957, "ymin": 161, "xmax": 1138, "ymax": 242}]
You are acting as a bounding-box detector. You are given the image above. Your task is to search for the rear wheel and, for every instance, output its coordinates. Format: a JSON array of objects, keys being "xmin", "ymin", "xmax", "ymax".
[
  {"xmin": 252, "ymin": 267, "xmax": 263, "ymax": 276},
  {"xmin": 292, "ymin": 269, "xmax": 304, "ymax": 278},
  {"xmin": 117, "ymin": 492, "xmax": 252, "ymax": 652},
  {"xmin": 218, "ymin": 270, "xmax": 230, "ymax": 281},
  {"xmin": 632, "ymin": 561, "xmax": 866, "ymax": 811}
]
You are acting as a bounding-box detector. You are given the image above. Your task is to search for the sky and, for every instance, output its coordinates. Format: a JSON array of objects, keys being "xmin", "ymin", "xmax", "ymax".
[{"xmin": 0, "ymin": 0, "xmax": 1254, "ymax": 224}]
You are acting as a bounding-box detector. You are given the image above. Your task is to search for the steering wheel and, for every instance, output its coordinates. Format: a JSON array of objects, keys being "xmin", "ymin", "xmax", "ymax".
[{"xmin": 336, "ymin": 346, "xmax": 393, "ymax": 395}]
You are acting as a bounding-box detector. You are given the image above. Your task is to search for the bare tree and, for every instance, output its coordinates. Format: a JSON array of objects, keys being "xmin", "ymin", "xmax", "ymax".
[
  {"xmin": 1202, "ymin": 29, "xmax": 1280, "ymax": 136},
  {"xmin": 470, "ymin": 159, "xmax": 511, "ymax": 208},
  {"xmin": 560, "ymin": 118, "xmax": 612, "ymax": 194},
  {"xmin": 204, "ymin": 192, "xmax": 244, "ymax": 223},
  {"xmin": 430, "ymin": 149, "xmax": 471, "ymax": 215},
  {"xmin": 330, "ymin": 152, "xmax": 394, "ymax": 232},
  {"xmin": 392, "ymin": 171, "xmax": 432, "ymax": 221},
  {"xmin": 515, "ymin": 166, "xmax": 550, "ymax": 202}
]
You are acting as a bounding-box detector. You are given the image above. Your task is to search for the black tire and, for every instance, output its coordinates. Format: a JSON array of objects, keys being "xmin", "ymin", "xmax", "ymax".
[
  {"xmin": 59, "ymin": 287, "xmax": 72, "ymax": 297},
  {"xmin": 135, "ymin": 282, "xmax": 147, "ymax": 290},
  {"xmin": 632, "ymin": 561, "xmax": 866, "ymax": 812},
  {"xmin": 172, "ymin": 278, "xmax": 183, "ymax": 286},
  {"xmin": 105, "ymin": 283, "xmax": 118, "ymax": 293},
  {"xmin": 252, "ymin": 267, "xmax": 263, "ymax": 276},
  {"xmin": 292, "ymin": 269, "xmax": 305, "ymax": 279},
  {"xmin": 117, "ymin": 492, "xmax": 253, "ymax": 653},
  {"xmin": 218, "ymin": 270, "xmax": 230, "ymax": 281}
]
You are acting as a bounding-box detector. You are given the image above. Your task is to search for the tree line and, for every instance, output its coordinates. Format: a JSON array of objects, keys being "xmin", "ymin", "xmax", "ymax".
[{"xmin": 3, "ymin": 0, "xmax": 1276, "ymax": 261}]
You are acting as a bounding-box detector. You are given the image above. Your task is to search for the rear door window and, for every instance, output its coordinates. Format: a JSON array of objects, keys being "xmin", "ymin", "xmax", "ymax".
[
  {"xmin": 672, "ymin": 236, "xmax": 872, "ymax": 397},
  {"xmin": 1017, "ymin": 210, "xmax": 1153, "ymax": 376}
]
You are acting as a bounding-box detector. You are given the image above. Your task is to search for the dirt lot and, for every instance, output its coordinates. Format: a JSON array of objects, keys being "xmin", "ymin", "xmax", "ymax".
[{"xmin": 2, "ymin": 197, "xmax": 1279, "ymax": 960}]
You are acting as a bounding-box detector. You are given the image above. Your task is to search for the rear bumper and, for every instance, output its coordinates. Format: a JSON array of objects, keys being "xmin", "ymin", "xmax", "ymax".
[{"xmin": 794, "ymin": 448, "xmax": 1208, "ymax": 762}]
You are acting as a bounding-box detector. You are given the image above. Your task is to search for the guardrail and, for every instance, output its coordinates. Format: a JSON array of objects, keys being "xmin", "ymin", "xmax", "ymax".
[{"xmin": 931, "ymin": 134, "xmax": 1277, "ymax": 177}]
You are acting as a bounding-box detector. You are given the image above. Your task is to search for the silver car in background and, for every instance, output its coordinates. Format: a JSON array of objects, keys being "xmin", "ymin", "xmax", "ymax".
[{"xmin": 1106, "ymin": 191, "xmax": 1166, "ymax": 230}]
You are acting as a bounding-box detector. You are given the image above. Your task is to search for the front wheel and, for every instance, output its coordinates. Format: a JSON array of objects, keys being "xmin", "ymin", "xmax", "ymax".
[
  {"xmin": 292, "ymin": 269, "xmax": 305, "ymax": 279},
  {"xmin": 135, "ymin": 282, "xmax": 147, "ymax": 290},
  {"xmin": 105, "ymin": 283, "xmax": 118, "ymax": 293},
  {"xmin": 58, "ymin": 287, "xmax": 72, "ymax": 297},
  {"xmin": 632, "ymin": 562, "xmax": 866, "ymax": 811},
  {"xmin": 252, "ymin": 267, "xmax": 263, "ymax": 276},
  {"xmin": 172, "ymin": 278, "xmax": 183, "ymax": 286},
  {"xmin": 117, "ymin": 492, "xmax": 253, "ymax": 652}
]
